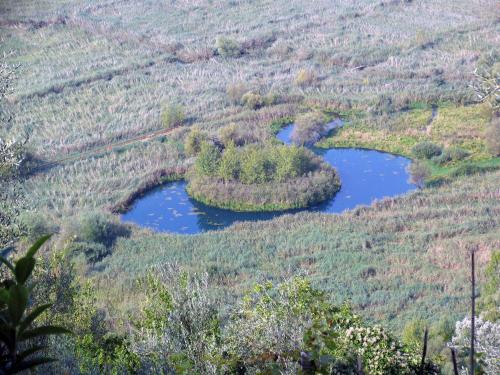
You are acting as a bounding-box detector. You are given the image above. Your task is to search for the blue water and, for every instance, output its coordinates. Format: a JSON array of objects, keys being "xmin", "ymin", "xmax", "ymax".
[{"xmin": 121, "ymin": 124, "xmax": 416, "ymax": 234}]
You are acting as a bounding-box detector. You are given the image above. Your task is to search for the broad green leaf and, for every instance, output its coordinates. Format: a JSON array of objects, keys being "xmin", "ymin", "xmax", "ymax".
[
  {"xmin": 7, "ymin": 284, "xmax": 28, "ymax": 325},
  {"xmin": 0, "ymin": 288, "xmax": 9, "ymax": 304},
  {"xmin": 26, "ymin": 234, "xmax": 52, "ymax": 259},
  {"xmin": 19, "ymin": 325, "xmax": 71, "ymax": 341},
  {"xmin": 18, "ymin": 303, "xmax": 52, "ymax": 335},
  {"xmin": 14, "ymin": 257, "xmax": 35, "ymax": 285}
]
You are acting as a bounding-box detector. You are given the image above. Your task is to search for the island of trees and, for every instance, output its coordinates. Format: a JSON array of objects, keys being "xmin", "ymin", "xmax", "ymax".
[{"xmin": 186, "ymin": 141, "xmax": 340, "ymax": 211}]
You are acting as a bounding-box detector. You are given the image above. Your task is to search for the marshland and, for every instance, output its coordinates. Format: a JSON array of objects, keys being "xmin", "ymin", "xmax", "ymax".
[{"xmin": 0, "ymin": 0, "xmax": 498, "ymax": 373}]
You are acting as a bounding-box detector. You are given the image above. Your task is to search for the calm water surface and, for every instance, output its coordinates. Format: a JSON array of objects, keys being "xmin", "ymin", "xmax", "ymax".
[{"xmin": 121, "ymin": 124, "xmax": 416, "ymax": 234}]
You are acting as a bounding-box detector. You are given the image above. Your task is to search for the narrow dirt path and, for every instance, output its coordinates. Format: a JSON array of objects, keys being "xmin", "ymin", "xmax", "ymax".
[{"xmin": 33, "ymin": 125, "xmax": 180, "ymax": 173}]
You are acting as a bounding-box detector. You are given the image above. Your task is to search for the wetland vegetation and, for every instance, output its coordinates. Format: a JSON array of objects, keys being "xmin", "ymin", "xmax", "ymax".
[{"xmin": 0, "ymin": 0, "xmax": 499, "ymax": 373}]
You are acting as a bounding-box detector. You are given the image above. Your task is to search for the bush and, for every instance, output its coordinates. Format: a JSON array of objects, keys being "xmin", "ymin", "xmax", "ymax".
[
  {"xmin": 184, "ymin": 129, "xmax": 207, "ymax": 156},
  {"xmin": 215, "ymin": 37, "xmax": 242, "ymax": 58},
  {"xmin": 295, "ymin": 68, "xmax": 317, "ymax": 87},
  {"xmin": 241, "ymin": 92, "xmax": 264, "ymax": 110},
  {"xmin": 161, "ymin": 104, "xmax": 185, "ymax": 129},
  {"xmin": 226, "ymin": 82, "xmax": 249, "ymax": 104},
  {"xmin": 412, "ymin": 141, "xmax": 443, "ymax": 159},
  {"xmin": 76, "ymin": 212, "xmax": 129, "ymax": 247},
  {"xmin": 432, "ymin": 147, "xmax": 469, "ymax": 165},
  {"xmin": 407, "ymin": 161, "xmax": 430, "ymax": 188},
  {"xmin": 291, "ymin": 111, "xmax": 328, "ymax": 145},
  {"xmin": 67, "ymin": 241, "xmax": 110, "ymax": 264},
  {"xmin": 194, "ymin": 141, "xmax": 221, "ymax": 176}
]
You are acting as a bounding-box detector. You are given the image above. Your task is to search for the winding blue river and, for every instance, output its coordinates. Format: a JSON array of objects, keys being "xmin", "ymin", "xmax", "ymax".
[{"xmin": 121, "ymin": 124, "xmax": 416, "ymax": 234}]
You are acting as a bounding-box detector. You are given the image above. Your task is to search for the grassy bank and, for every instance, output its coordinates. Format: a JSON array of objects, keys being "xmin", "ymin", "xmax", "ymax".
[{"xmin": 317, "ymin": 103, "xmax": 499, "ymax": 180}]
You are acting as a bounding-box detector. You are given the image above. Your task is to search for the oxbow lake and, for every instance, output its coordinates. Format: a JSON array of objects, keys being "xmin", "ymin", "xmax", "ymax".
[{"xmin": 121, "ymin": 123, "xmax": 416, "ymax": 234}]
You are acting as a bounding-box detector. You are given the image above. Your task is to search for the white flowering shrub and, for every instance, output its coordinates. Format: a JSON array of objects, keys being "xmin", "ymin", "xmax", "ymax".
[{"xmin": 450, "ymin": 316, "xmax": 500, "ymax": 375}]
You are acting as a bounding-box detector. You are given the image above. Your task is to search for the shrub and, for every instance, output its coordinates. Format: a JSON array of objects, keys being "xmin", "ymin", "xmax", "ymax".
[
  {"xmin": 485, "ymin": 116, "xmax": 500, "ymax": 156},
  {"xmin": 263, "ymin": 91, "xmax": 281, "ymax": 106},
  {"xmin": 67, "ymin": 241, "xmax": 110, "ymax": 264},
  {"xmin": 226, "ymin": 82, "xmax": 249, "ymax": 104},
  {"xmin": 215, "ymin": 37, "xmax": 242, "ymax": 58},
  {"xmin": 291, "ymin": 111, "xmax": 328, "ymax": 145},
  {"xmin": 76, "ymin": 212, "xmax": 129, "ymax": 247},
  {"xmin": 161, "ymin": 104, "xmax": 185, "ymax": 129},
  {"xmin": 407, "ymin": 161, "xmax": 430, "ymax": 188},
  {"xmin": 18, "ymin": 211, "xmax": 55, "ymax": 242},
  {"xmin": 184, "ymin": 129, "xmax": 207, "ymax": 156},
  {"xmin": 412, "ymin": 141, "xmax": 443, "ymax": 159},
  {"xmin": 432, "ymin": 147, "xmax": 469, "ymax": 165},
  {"xmin": 194, "ymin": 141, "xmax": 221, "ymax": 176},
  {"xmin": 241, "ymin": 92, "xmax": 264, "ymax": 110},
  {"xmin": 295, "ymin": 68, "xmax": 317, "ymax": 87}
]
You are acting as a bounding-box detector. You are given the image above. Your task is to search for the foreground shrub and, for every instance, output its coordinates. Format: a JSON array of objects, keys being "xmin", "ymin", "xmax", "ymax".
[
  {"xmin": 292, "ymin": 111, "xmax": 329, "ymax": 145},
  {"xmin": 161, "ymin": 104, "xmax": 185, "ymax": 129},
  {"xmin": 215, "ymin": 37, "xmax": 242, "ymax": 58},
  {"xmin": 133, "ymin": 265, "xmax": 220, "ymax": 374},
  {"xmin": 450, "ymin": 316, "xmax": 500, "ymax": 375},
  {"xmin": 412, "ymin": 141, "xmax": 443, "ymax": 159},
  {"xmin": 134, "ymin": 272, "xmax": 437, "ymax": 374},
  {"xmin": 225, "ymin": 278, "xmax": 437, "ymax": 374}
]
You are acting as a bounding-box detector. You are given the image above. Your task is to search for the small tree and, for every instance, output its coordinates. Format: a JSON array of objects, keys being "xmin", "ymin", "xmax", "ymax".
[
  {"xmin": 407, "ymin": 161, "xmax": 431, "ymax": 188},
  {"xmin": 161, "ymin": 104, "xmax": 185, "ymax": 129},
  {"xmin": 184, "ymin": 129, "xmax": 207, "ymax": 156},
  {"xmin": 194, "ymin": 142, "xmax": 221, "ymax": 176},
  {"xmin": 0, "ymin": 235, "xmax": 71, "ymax": 373}
]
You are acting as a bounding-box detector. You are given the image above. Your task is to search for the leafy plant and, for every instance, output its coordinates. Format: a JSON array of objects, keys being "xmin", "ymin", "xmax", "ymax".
[
  {"xmin": 0, "ymin": 235, "xmax": 70, "ymax": 374},
  {"xmin": 161, "ymin": 104, "xmax": 185, "ymax": 129},
  {"xmin": 412, "ymin": 141, "xmax": 443, "ymax": 159}
]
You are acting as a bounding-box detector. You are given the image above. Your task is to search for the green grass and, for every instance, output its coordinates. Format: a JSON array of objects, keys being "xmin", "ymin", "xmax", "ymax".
[
  {"xmin": 318, "ymin": 103, "xmax": 498, "ymax": 180},
  {"xmin": 94, "ymin": 170, "xmax": 500, "ymax": 333}
]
